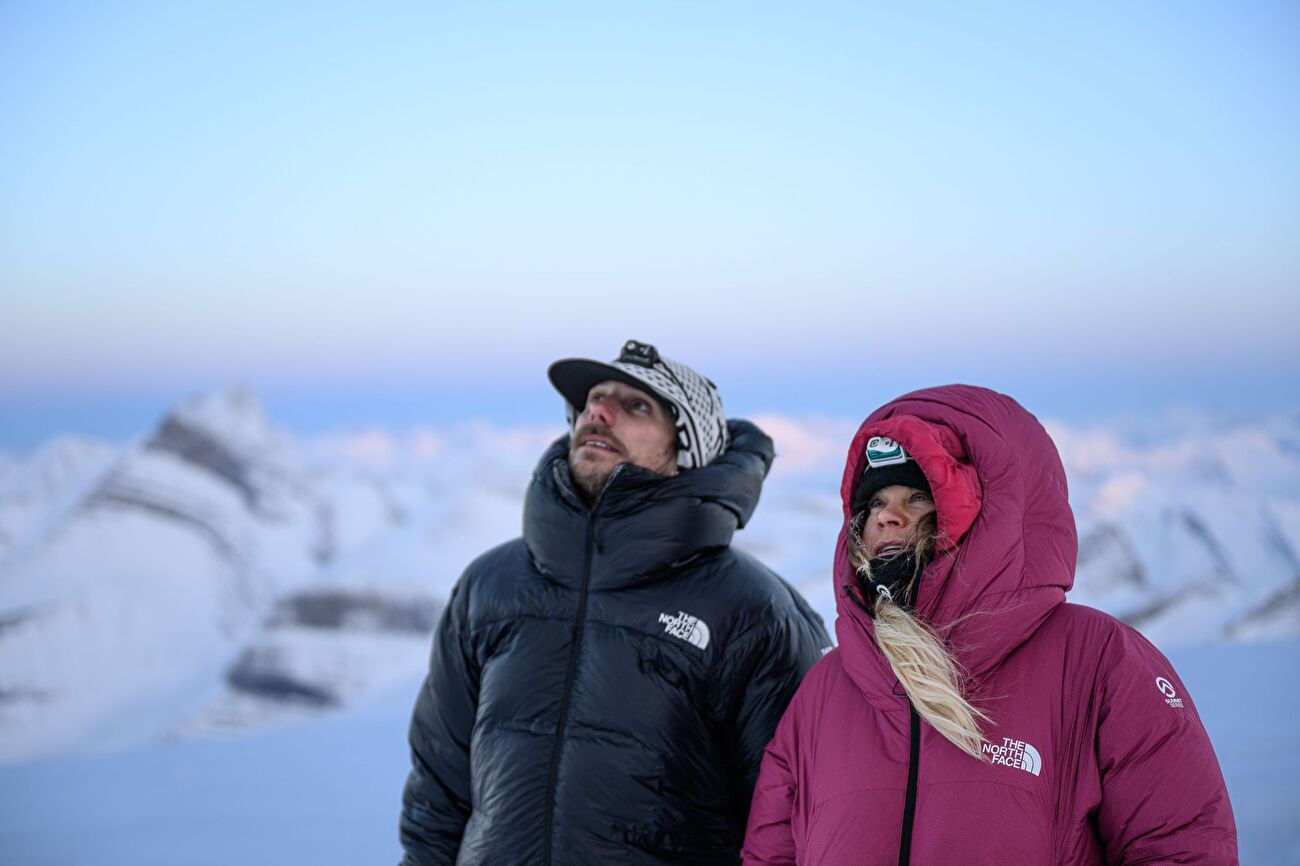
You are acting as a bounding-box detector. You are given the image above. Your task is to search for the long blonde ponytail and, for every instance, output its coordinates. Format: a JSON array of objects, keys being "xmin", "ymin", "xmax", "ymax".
[{"xmin": 849, "ymin": 518, "xmax": 989, "ymax": 759}]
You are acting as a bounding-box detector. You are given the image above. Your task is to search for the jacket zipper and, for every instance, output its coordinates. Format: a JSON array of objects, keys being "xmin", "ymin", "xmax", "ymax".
[
  {"xmin": 897, "ymin": 701, "xmax": 921, "ymax": 866},
  {"xmin": 542, "ymin": 514, "xmax": 597, "ymax": 866}
]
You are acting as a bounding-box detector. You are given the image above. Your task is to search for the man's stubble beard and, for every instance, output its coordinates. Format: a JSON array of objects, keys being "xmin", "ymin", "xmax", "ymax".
[
  {"xmin": 568, "ymin": 424, "xmax": 677, "ymax": 506},
  {"xmin": 568, "ymin": 423, "xmax": 624, "ymax": 505},
  {"xmin": 570, "ymin": 459, "xmax": 612, "ymax": 505}
]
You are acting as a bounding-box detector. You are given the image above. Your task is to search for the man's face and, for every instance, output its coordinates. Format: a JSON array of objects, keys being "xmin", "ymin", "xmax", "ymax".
[{"xmin": 569, "ymin": 380, "xmax": 678, "ymax": 502}]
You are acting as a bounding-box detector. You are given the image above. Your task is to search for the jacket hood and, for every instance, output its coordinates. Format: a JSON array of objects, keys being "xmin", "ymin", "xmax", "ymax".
[
  {"xmin": 834, "ymin": 385, "xmax": 1077, "ymax": 708},
  {"xmin": 523, "ymin": 418, "xmax": 774, "ymax": 589}
]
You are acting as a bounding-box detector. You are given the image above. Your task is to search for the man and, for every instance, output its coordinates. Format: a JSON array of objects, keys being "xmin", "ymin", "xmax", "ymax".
[{"xmin": 399, "ymin": 340, "xmax": 830, "ymax": 866}]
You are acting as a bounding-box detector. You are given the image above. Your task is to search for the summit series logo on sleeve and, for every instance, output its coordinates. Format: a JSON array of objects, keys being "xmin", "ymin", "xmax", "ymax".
[
  {"xmin": 659, "ymin": 611, "xmax": 710, "ymax": 650},
  {"xmin": 1156, "ymin": 677, "xmax": 1185, "ymax": 708}
]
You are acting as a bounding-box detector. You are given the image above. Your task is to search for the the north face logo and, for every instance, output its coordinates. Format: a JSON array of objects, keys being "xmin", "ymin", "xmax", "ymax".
[
  {"xmin": 982, "ymin": 737, "xmax": 1042, "ymax": 776},
  {"xmin": 659, "ymin": 611, "xmax": 710, "ymax": 649}
]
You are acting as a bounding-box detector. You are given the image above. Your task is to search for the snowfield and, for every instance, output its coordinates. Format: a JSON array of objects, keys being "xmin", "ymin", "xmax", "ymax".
[
  {"xmin": 1, "ymin": 641, "xmax": 1294, "ymax": 865},
  {"xmin": 1, "ymin": 391, "xmax": 1297, "ymax": 863}
]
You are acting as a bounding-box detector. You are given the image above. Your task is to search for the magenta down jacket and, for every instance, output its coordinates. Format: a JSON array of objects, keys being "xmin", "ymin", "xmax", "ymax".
[{"xmin": 742, "ymin": 385, "xmax": 1238, "ymax": 866}]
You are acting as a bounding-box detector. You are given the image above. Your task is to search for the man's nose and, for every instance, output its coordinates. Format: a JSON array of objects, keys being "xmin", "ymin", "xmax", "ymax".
[{"xmin": 582, "ymin": 398, "xmax": 614, "ymax": 427}]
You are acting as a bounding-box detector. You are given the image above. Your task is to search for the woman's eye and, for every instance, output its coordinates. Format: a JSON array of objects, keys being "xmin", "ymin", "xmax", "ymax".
[{"xmin": 911, "ymin": 492, "xmax": 931, "ymax": 504}]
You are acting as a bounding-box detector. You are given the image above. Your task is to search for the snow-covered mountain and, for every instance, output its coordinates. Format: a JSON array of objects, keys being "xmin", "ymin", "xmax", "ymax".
[
  {"xmin": 1053, "ymin": 415, "xmax": 1300, "ymax": 645},
  {"xmin": 1, "ymin": 392, "xmax": 1297, "ymax": 766}
]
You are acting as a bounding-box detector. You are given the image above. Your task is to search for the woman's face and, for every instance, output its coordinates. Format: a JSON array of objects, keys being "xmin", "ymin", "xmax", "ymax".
[{"xmin": 861, "ymin": 484, "xmax": 936, "ymax": 558}]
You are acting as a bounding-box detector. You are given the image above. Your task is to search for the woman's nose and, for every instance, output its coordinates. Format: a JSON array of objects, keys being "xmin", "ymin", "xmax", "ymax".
[{"xmin": 877, "ymin": 504, "xmax": 907, "ymax": 526}]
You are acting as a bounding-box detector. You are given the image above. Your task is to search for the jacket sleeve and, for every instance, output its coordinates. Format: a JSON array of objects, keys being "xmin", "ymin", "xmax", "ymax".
[
  {"xmin": 741, "ymin": 696, "xmax": 802, "ymax": 866},
  {"xmin": 721, "ymin": 610, "xmax": 828, "ymax": 839},
  {"xmin": 1093, "ymin": 627, "xmax": 1238, "ymax": 865},
  {"xmin": 399, "ymin": 578, "xmax": 480, "ymax": 866}
]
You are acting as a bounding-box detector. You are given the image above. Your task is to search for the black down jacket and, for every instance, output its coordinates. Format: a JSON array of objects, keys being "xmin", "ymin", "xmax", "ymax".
[{"xmin": 400, "ymin": 420, "xmax": 830, "ymax": 866}]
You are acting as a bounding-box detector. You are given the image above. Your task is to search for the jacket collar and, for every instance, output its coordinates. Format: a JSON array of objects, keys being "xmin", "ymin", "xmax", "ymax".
[{"xmin": 523, "ymin": 419, "xmax": 774, "ymax": 590}]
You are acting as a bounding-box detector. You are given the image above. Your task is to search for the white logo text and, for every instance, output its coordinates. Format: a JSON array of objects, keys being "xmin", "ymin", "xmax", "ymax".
[
  {"xmin": 1156, "ymin": 676, "xmax": 1184, "ymax": 708},
  {"xmin": 659, "ymin": 611, "xmax": 710, "ymax": 650},
  {"xmin": 983, "ymin": 737, "xmax": 1042, "ymax": 776}
]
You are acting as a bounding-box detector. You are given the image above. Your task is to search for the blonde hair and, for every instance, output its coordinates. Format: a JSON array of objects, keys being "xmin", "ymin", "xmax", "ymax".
[{"xmin": 848, "ymin": 514, "xmax": 989, "ymax": 759}]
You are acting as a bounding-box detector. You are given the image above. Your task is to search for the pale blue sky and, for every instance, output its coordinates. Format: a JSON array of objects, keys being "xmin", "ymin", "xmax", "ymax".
[{"xmin": 2, "ymin": 2, "xmax": 1298, "ymax": 447}]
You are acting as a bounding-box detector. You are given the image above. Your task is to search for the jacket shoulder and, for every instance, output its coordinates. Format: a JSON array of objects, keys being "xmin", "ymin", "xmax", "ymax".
[
  {"xmin": 1043, "ymin": 602, "xmax": 1192, "ymax": 703},
  {"xmin": 715, "ymin": 547, "xmax": 824, "ymax": 621},
  {"xmin": 795, "ymin": 647, "xmax": 847, "ymax": 699},
  {"xmin": 1044, "ymin": 602, "xmax": 1164, "ymax": 658},
  {"xmin": 450, "ymin": 537, "xmax": 535, "ymax": 621},
  {"xmin": 707, "ymin": 548, "xmax": 830, "ymax": 652},
  {"xmin": 765, "ymin": 648, "xmax": 849, "ymax": 738},
  {"xmin": 459, "ymin": 537, "xmax": 531, "ymax": 583},
  {"xmin": 1043, "ymin": 601, "xmax": 1128, "ymax": 637}
]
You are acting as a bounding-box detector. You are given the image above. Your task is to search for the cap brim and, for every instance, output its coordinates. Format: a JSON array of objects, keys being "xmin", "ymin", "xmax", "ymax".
[{"xmin": 547, "ymin": 358, "xmax": 672, "ymax": 415}]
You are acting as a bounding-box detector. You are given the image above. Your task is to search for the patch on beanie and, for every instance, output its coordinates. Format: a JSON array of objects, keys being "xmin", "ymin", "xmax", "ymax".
[{"xmin": 866, "ymin": 436, "xmax": 908, "ymax": 468}]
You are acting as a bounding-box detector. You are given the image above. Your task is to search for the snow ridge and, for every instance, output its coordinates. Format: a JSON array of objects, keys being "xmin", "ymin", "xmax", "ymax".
[{"xmin": 1, "ymin": 391, "xmax": 1297, "ymax": 765}]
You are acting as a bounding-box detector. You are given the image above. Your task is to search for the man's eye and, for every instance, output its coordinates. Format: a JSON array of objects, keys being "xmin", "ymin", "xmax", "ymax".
[{"xmin": 631, "ymin": 401, "xmax": 649, "ymax": 412}]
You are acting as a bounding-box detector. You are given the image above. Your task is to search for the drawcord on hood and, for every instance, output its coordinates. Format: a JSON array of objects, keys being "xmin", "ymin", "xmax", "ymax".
[{"xmin": 844, "ymin": 552, "xmax": 923, "ymax": 619}]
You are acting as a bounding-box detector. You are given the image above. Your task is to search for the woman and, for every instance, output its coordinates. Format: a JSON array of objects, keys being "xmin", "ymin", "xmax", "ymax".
[{"xmin": 742, "ymin": 385, "xmax": 1237, "ymax": 865}]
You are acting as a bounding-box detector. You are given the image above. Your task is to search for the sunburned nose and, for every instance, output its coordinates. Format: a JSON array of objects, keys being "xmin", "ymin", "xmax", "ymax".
[
  {"xmin": 581, "ymin": 400, "xmax": 616, "ymax": 430},
  {"xmin": 877, "ymin": 505, "xmax": 907, "ymax": 525}
]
